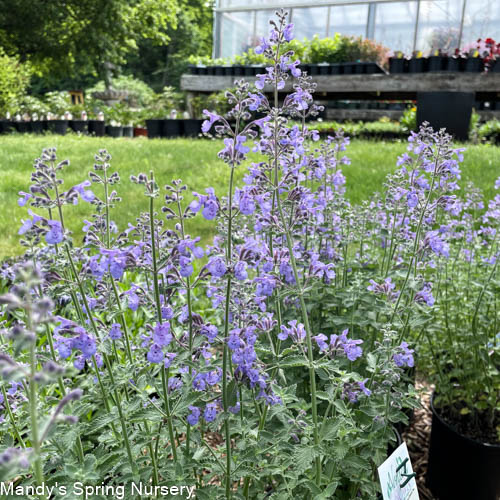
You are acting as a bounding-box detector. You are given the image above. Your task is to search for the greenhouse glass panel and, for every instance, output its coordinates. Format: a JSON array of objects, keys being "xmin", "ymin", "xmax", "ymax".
[
  {"xmin": 292, "ymin": 7, "xmax": 329, "ymax": 40},
  {"xmin": 329, "ymin": 4, "xmax": 369, "ymax": 38},
  {"xmin": 416, "ymin": 0, "xmax": 463, "ymax": 52},
  {"xmin": 256, "ymin": 9, "xmax": 280, "ymax": 39},
  {"xmin": 461, "ymin": 0, "xmax": 500, "ymax": 47},
  {"xmin": 220, "ymin": 11, "xmax": 255, "ymax": 59},
  {"xmin": 374, "ymin": 1, "xmax": 418, "ymax": 53}
]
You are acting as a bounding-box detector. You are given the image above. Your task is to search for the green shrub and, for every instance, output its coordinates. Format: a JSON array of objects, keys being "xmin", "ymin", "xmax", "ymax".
[
  {"xmin": 0, "ymin": 47, "xmax": 31, "ymax": 117},
  {"xmin": 400, "ymin": 106, "xmax": 417, "ymax": 132},
  {"xmin": 86, "ymin": 75, "xmax": 155, "ymax": 107},
  {"xmin": 478, "ymin": 119, "xmax": 500, "ymax": 143}
]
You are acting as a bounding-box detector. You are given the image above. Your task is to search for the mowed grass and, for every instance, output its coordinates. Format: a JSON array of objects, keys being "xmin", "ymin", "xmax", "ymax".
[{"xmin": 0, "ymin": 134, "xmax": 499, "ymax": 258}]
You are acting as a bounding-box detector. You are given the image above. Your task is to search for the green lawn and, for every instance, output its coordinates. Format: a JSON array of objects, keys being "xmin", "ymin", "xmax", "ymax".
[{"xmin": 0, "ymin": 134, "xmax": 499, "ymax": 258}]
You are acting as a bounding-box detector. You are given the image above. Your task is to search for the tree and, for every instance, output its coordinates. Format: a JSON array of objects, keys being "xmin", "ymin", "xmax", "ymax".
[
  {"xmin": 0, "ymin": 47, "xmax": 31, "ymax": 115},
  {"xmin": 0, "ymin": 0, "xmax": 179, "ymax": 83},
  {"xmin": 125, "ymin": 0, "xmax": 214, "ymax": 90}
]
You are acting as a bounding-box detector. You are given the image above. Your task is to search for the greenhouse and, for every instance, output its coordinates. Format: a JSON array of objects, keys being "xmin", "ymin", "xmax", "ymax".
[{"xmin": 214, "ymin": 0, "xmax": 500, "ymax": 57}]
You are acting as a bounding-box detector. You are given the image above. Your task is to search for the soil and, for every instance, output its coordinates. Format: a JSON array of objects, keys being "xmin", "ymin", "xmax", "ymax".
[
  {"xmin": 434, "ymin": 403, "xmax": 499, "ymax": 446},
  {"xmin": 402, "ymin": 380, "xmax": 436, "ymax": 500}
]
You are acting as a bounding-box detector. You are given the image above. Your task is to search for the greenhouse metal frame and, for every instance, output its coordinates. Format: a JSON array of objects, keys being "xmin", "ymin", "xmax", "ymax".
[{"xmin": 213, "ymin": 0, "xmax": 500, "ymax": 58}]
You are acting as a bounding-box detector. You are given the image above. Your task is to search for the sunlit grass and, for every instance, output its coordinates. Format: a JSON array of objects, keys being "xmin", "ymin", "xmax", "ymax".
[{"xmin": 0, "ymin": 134, "xmax": 498, "ymax": 258}]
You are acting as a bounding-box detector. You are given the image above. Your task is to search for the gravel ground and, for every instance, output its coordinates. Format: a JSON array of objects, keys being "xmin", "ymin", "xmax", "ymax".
[{"xmin": 402, "ymin": 380, "xmax": 437, "ymax": 500}]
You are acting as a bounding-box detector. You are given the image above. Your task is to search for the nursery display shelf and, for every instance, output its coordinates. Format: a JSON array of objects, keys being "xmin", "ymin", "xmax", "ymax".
[
  {"xmin": 324, "ymin": 109, "xmax": 500, "ymax": 121},
  {"xmin": 181, "ymin": 73, "xmax": 500, "ymax": 101}
]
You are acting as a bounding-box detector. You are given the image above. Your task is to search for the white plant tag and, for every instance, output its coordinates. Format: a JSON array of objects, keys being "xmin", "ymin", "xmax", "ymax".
[{"xmin": 378, "ymin": 441, "xmax": 419, "ymax": 500}]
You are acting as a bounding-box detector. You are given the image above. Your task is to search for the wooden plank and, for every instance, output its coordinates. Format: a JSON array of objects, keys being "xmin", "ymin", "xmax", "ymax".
[{"xmin": 181, "ymin": 73, "xmax": 500, "ymax": 98}]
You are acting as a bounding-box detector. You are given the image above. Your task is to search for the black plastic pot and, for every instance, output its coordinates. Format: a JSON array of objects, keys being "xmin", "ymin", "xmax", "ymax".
[
  {"xmin": 428, "ymin": 55, "xmax": 446, "ymax": 72},
  {"xmin": 252, "ymin": 65, "xmax": 265, "ymax": 76},
  {"xmin": 233, "ymin": 65, "xmax": 244, "ymax": 76},
  {"xmin": 465, "ymin": 57, "xmax": 484, "ymax": 72},
  {"xmin": 223, "ymin": 66, "xmax": 233, "ymax": 76},
  {"xmin": 70, "ymin": 120, "xmax": 88, "ymax": 134},
  {"xmin": 163, "ymin": 119, "xmax": 182, "ymax": 138},
  {"xmin": 490, "ymin": 60, "xmax": 500, "ymax": 73},
  {"xmin": 14, "ymin": 122, "xmax": 31, "ymax": 133},
  {"xmin": 342, "ymin": 62, "xmax": 356, "ymax": 74},
  {"xmin": 446, "ymin": 57, "xmax": 462, "ymax": 71},
  {"xmin": 122, "ymin": 126, "xmax": 134, "ymax": 138},
  {"xmin": 409, "ymin": 57, "xmax": 426, "ymax": 73},
  {"xmin": 31, "ymin": 121, "xmax": 45, "ymax": 134},
  {"xmin": 417, "ymin": 91, "xmax": 474, "ymax": 141},
  {"xmin": 197, "ymin": 66, "xmax": 208, "ymax": 75},
  {"xmin": 182, "ymin": 119, "xmax": 203, "ymax": 137},
  {"xmin": 106, "ymin": 125, "xmax": 123, "ymax": 138},
  {"xmin": 146, "ymin": 119, "xmax": 163, "ymax": 139},
  {"xmin": 0, "ymin": 120, "xmax": 15, "ymax": 134},
  {"xmin": 389, "ymin": 57, "xmax": 406, "ymax": 73},
  {"xmin": 330, "ymin": 64, "xmax": 343, "ymax": 75},
  {"xmin": 354, "ymin": 62, "xmax": 366, "ymax": 74},
  {"xmin": 46, "ymin": 120, "xmax": 68, "ymax": 135},
  {"xmin": 243, "ymin": 66, "xmax": 254, "ymax": 76},
  {"xmin": 206, "ymin": 66, "xmax": 216, "ymax": 76},
  {"xmin": 214, "ymin": 66, "xmax": 224, "ymax": 76},
  {"xmin": 318, "ymin": 64, "xmax": 330, "ymax": 75},
  {"xmin": 188, "ymin": 65, "xmax": 196, "ymax": 75},
  {"xmin": 309, "ymin": 64, "xmax": 320, "ymax": 75},
  {"xmin": 88, "ymin": 120, "xmax": 106, "ymax": 137},
  {"xmin": 426, "ymin": 394, "xmax": 500, "ymax": 500},
  {"xmin": 365, "ymin": 62, "xmax": 383, "ymax": 74}
]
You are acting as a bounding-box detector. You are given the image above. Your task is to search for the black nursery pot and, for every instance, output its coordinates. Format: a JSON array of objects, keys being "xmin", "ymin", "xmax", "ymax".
[
  {"xmin": 318, "ymin": 64, "xmax": 330, "ymax": 75},
  {"xmin": 342, "ymin": 62, "xmax": 356, "ymax": 74},
  {"xmin": 409, "ymin": 57, "xmax": 426, "ymax": 73},
  {"xmin": 214, "ymin": 66, "xmax": 225, "ymax": 76},
  {"xmin": 88, "ymin": 120, "xmax": 106, "ymax": 137},
  {"xmin": 309, "ymin": 64, "xmax": 320, "ymax": 75},
  {"xmin": 46, "ymin": 120, "xmax": 68, "ymax": 135},
  {"xmin": 330, "ymin": 63, "xmax": 343, "ymax": 75},
  {"xmin": 233, "ymin": 65, "xmax": 244, "ymax": 76},
  {"xmin": 465, "ymin": 57, "xmax": 484, "ymax": 72},
  {"xmin": 122, "ymin": 126, "xmax": 134, "ymax": 138},
  {"xmin": 30, "ymin": 121, "xmax": 45, "ymax": 134},
  {"xmin": 69, "ymin": 120, "xmax": 88, "ymax": 134},
  {"xmin": 182, "ymin": 119, "xmax": 203, "ymax": 137},
  {"xmin": 162, "ymin": 119, "xmax": 182, "ymax": 138},
  {"xmin": 446, "ymin": 57, "xmax": 462, "ymax": 72},
  {"xmin": 243, "ymin": 66, "xmax": 254, "ymax": 77},
  {"xmin": 492, "ymin": 60, "xmax": 500, "ymax": 73},
  {"xmin": 146, "ymin": 119, "xmax": 163, "ymax": 139},
  {"xmin": 106, "ymin": 125, "xmax": 123, "ymax": 138},
  {"xmin": 0, "ymin": 120, "xmax": 15, "ymax": 134},
  {"xmin": 14, "ymin": 122, "xmax": 31, "ymax": 133},
  {"xmin": 389, "ymin": 57, "xmax": 406, "ymax": 73},
  {"xmin": 426, "ymin": 394, "xmax": 500, "ymax": 500},
  {"xmin": 428, "ymin": 55, "xmax": 446, "ymax": 72}
]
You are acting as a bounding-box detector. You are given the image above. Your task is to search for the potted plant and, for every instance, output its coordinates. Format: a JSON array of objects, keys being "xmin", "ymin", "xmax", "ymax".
[
  {"xmin": 68, "ymin": 103, "xmax": 88, "ymax": 134},
  {"xmin": 113, "ymin": 103, "xmax": 135, "ymax": 137},
  {"xmin": 389, "ymin": 51, "xmax": 406, "ymax": 73},
  {"xmin": 88, "ymin": 110, "xmax": 106, "ymax": 136},
  {"xmin": 427, "ymin": 48, "xmax": 448, "ymax": 71},
  {"xmin": 43, "ymin": 91, "xmax": 71, "ymax": 134},
  {"xmin": 421, "ymin": 182, "xmax": 500, "ymax": 499},
  {"xmin": 408, "ymin": 51, "xmax": 426, "ymax": 73}
]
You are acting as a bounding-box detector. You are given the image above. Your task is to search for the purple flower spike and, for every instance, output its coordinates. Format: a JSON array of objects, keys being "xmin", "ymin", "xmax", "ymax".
[
  {"xmin": 201, "ymin": 110, "xmax": 221, "ymax": 133},
  {"xmin": 109, "ymin": 323, "xmax": 122, "ymax": 340},
  {"xmin": 204, "ymin": 402, "xmax": 218, "ymax": 423},
  {"xmin": 147, "ymin": 344, "xmax": 164, "ymax": 364},
  {"xmin": 208, "ymin": 257, "xmax": 226, "ymax": 278},
  {"xmin": 45, "ymin": 220, "xmax": 64, "ymax": 245},
  {"xmin": 393, "ymin": 342, "xmax": 415, "ymax": 368},
  {"xmin": 187, "ymin": 406, "xmax": 201, "ymax": 426},
  {"xmin": 153, "ymin": 322, "xmax": 173, "ymax": 347}
]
